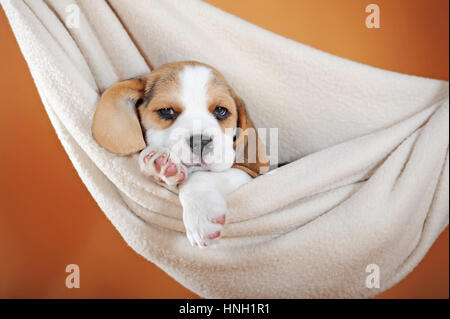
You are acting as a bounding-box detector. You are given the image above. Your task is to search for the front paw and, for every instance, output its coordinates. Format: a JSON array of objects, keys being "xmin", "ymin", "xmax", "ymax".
[
  {"xmin": 181, "ymin": 191, "xmax": 227, "ymax": 248},
  {"xmin": 139, "ymin": 148, "xmax": 187, "ymax": 186}
]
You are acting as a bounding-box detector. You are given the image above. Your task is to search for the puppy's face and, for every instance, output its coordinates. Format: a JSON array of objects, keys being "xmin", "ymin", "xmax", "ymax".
[
  {"xmin": 138, "ymin": 62, "xmax": 238, "ymax": 172},
  {"xmin": 92, "ymin": 61, "xmax": 269, "ymax": 176}
]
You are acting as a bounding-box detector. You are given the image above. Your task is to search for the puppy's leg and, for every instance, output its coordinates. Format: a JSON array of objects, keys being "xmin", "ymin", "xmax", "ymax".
[
  {"xmin": 139, "ymin": 146, "xmax": 187, "ymax": 186},
  {"xmin": 179, "ymin": 168, "xmax": 251, "ymax": 248}
]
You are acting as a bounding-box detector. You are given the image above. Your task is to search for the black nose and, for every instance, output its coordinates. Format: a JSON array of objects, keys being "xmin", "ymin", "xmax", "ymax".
[{"xmin": 189, "ymin": 134, "xmax": 212, "ymax": 156}]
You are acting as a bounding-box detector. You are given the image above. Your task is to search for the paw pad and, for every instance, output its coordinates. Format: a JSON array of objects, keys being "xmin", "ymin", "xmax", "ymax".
[{"xmin": 140, "ymin": 149, "xmax": 187, "ymax": 186}]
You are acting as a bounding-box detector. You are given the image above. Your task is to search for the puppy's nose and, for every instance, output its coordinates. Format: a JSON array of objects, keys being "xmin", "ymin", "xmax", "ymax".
[{"xmin": 189, "ymin": 134, "xmax": 212, "ymax": 156}]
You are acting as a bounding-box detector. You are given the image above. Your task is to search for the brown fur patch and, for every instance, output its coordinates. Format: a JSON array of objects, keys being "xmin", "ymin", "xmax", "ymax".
[
  {"xmin": 138, "ymin": 69, "xmax": 183, "ymax": 130},
  {"xmin": 206, "ymin": 80, "xmax": 238, "ymax": 135},
  {"xmin": 92, "ymin": 78, "xmax": 146, "ymax": 155}
]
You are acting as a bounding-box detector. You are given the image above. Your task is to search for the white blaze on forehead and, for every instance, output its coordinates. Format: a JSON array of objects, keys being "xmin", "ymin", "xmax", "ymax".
[{"xmin": 179, "ymin": 65, "xmax": 212, "ymax": 112}]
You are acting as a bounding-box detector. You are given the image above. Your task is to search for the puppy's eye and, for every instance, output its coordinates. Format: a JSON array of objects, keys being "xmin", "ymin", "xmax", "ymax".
[
  {"xmin": 213, "ymin": 106, "xmax": 230, "ymax": 121},
  {"xmin": 156, "ymin": 107, "xmax": 178, "ymax": 120}
]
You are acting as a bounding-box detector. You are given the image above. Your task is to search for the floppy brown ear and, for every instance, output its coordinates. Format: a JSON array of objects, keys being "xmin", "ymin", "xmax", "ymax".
[
  {"xmin": 92, "ymin": 78, "xmax": 147, "ymax": 155},
  {"xmin": 232, "ymin": 94, "xmax": 270, "ymax": 177}
]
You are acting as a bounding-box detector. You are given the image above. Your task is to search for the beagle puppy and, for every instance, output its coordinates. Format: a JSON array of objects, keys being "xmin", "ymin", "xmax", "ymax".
[{"xmin": 92, "ymin": 61, "xmax": 268, "ymax": 248}]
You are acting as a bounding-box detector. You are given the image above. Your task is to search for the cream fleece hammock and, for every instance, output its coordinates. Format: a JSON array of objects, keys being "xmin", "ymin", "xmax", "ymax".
[{"xmin": 2, "ymin": 0, "xmax": 448, "ymax": 298}]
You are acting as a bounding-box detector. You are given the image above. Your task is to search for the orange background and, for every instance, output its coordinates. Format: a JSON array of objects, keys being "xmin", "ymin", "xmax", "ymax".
[{"xmin": 0, "ymin": 0, "xmax": 448, "ymax": 298}]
